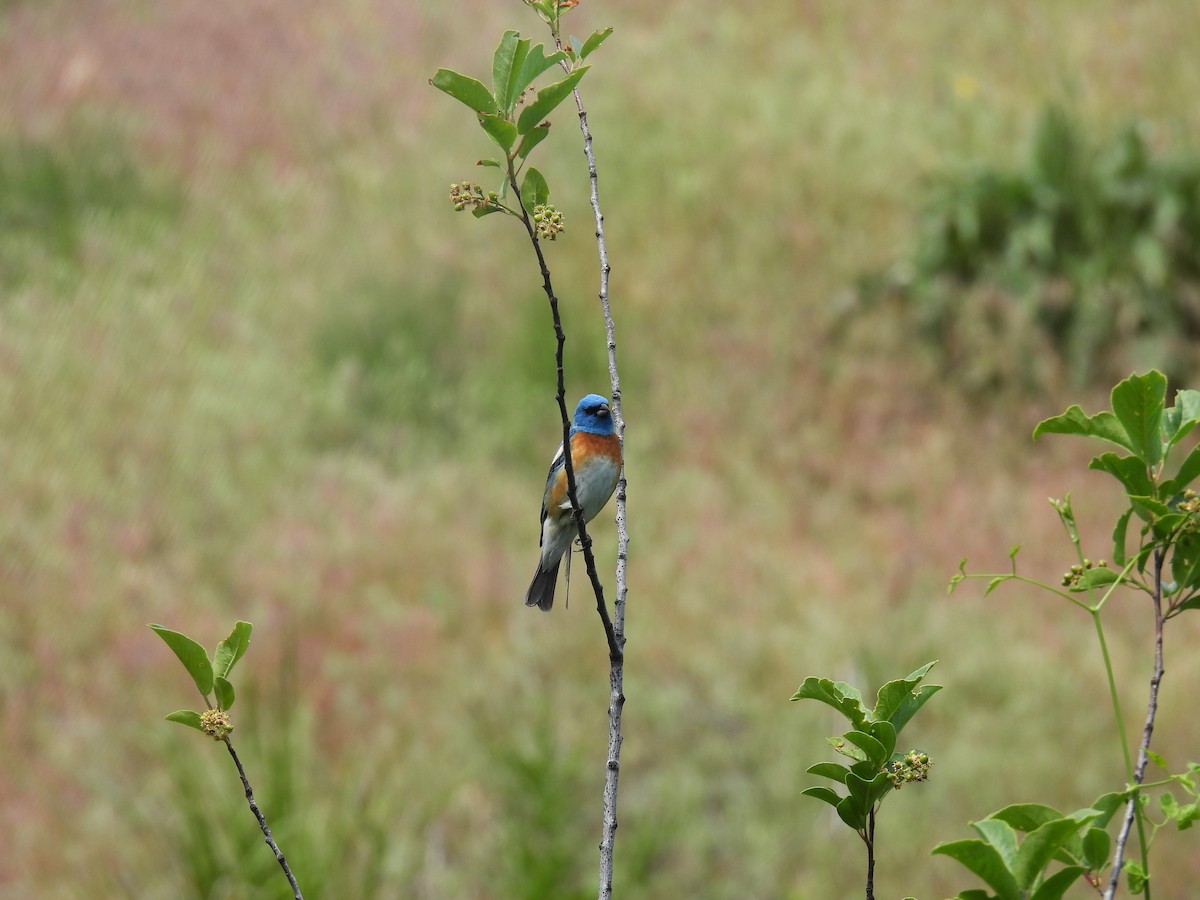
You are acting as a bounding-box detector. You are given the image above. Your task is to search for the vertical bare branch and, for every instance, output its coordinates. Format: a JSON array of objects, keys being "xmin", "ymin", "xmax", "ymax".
[
  {"xmin": 1105, "ymin": 548, "xmax": 1166, "ymax": 900},
  {"xmin": 564, "ymin": 78, "xmax": 628, "ymax": 900}
]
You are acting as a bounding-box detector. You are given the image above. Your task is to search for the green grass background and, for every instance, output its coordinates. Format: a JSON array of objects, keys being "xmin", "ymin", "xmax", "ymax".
[{"xmin": 3, "ymin": 0, "xmax": 1200, "ymax": 897}]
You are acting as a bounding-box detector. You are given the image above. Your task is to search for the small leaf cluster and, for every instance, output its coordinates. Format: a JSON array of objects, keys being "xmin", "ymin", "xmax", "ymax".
[
  {"xmin": 150, "ymin": 621, "xmax": 252, "ymax": 740},
  {"xmin": 933, "ymin": 799, "xmax": 1121, "ymax": 900},
  {"xmin": 1129, "ymin": 751, "xmax": 1200, "ymax": 889},
  {"xmin": 792, "ymin": 661, "xmax": 941, "ymax": 836},
  {"xmin": 1147, "ymin": 755, "xmax": 1200, "ymax": 832},
  {"xmin": 431, "ymin": 26, "xmax": 610, "ymax": 227},
  {"xmin": 1034, "ymin": 370, "xmax": 1200, "ymax": 616}
]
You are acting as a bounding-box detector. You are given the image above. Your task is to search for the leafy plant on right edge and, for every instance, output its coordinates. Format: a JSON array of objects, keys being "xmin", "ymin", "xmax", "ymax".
[
  {"xmin": 946, "ymin": 370, "xmax": 1200, "ymax": 899},
  {"xmin": 853, "ymin": 107, "xmax": 1200, "ymax": 392}
]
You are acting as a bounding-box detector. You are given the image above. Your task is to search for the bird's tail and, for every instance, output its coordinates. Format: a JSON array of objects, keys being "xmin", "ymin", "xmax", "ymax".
[{"xmin": 524, "ymin": 559, "xmax": 561, "ymax": 612}]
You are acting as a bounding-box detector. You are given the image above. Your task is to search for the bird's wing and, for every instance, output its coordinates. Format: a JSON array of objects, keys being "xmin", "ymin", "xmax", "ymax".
[{"xmin": 540, "ymin": 440, "xmax": 567, "ymax": 527}]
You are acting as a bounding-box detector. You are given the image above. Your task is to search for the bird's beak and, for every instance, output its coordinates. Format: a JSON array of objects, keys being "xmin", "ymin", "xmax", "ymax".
[{"xmin": 599, "ymin": 403, "xmax": 610, "ymax": 416}]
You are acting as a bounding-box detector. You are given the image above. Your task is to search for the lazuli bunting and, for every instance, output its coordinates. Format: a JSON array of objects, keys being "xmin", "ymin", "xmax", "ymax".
[{"xmin": 525, "ymin": 393, "xmax": 622, "ymax": 611}]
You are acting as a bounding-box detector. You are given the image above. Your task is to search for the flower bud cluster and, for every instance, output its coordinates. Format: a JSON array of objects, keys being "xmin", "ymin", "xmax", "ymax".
[
  {"xmin": 1061, "ymin": 557, "xmax": 1108, "ymax": 588},
  {"xmin": 1179, "ymin": 489, "xmax": 1200, "ymax": 531},
  {"xmin": 449, "ymin": 181, "xmax": 498, "ymax": 212},
  {"xmin": 532, "ymin": 203, "xmax": 564, "ymax": 240},
  {"xmin": 200, "ymin": 708, "xmax": 234, "ymax": 741},
  {"xmin": 886, "ymin": 750, "xmax": 932, "ymax": 789}
]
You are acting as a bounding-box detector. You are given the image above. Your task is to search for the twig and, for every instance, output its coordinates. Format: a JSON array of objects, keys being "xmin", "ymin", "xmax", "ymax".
[
  {"xmin": 1105, "ymin": 548, "xmax": 1166, "ymax": 900},
  {"xmin": 561, "ymin": 73, "xmax": 628, "ymax": 900},
  {"xmin": 223, "ymin": 737, "xmax": 304, "ymax": 900},
  {"xmin": 864, "ymin": 808, "xmax": 876, "ymax": 900},
  {"xmin": 507, "ymin": 170, "xmax": 620, "ymax": 659}
]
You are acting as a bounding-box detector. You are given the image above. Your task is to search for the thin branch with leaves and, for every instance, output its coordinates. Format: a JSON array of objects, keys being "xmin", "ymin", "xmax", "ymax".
[
  {"xmin": 432, "ymin": 6, "xmax": 628, "ymax": 897},
  {"xmin": 947, "ymin": 371, "xmax": 1200, "ymax": 898},
  {"xmin": 151, "ymin": 621, "xmax": 304, "ymax": 900}
]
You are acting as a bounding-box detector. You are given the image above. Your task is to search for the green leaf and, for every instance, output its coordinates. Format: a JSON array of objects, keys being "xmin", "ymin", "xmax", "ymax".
[
  {"xmin": 492, "ymin": 31, "xmax": 531, "ymax": 116},
  {"xmin": 1167, "ymin": 390, "xmax": 1200, "ymax": 449},
  {"xmin": 801, "ymin": 785, "xmax": 843, "ymax": 809},
  {"xmin": 513, "ymin": 44, "xmax": 569, "ymax": 108},
  {"xmin": 473, "ymin": 205, "xmax": 502, "ymax": 219},
  {"xmin": 1130, "ymin": 494, "xmax": 1171, "ymax": 524},
  {"xmin": 1012, "ymin": 813, "xmax": 1099, "ymax": 890},
  {"xmin": 214, "ymin": 675, "xmax": 235, "ymax": 711},
  {"xmin": 1089, "ymin": 452, "xmax": 1154, "ymax": 498},
  {"xmin": 521, "ymin": 166, "xmax": 550, "ymax": 210},
  {"xmin": 835, "ymin": 793, "xmax": 867, "ymax": 831},
  {"xmin": 989, "ymin": 803, "xmax": 1087, "ymax": 865},
  {"xmin": 1111, "ymin": 371, "xmax": 1166, "ymax": 467},
  {"xmin": 149, "ymin": 625, "xmax": 214, "ymax": 697},
  {"xmin": 868, "ymin": 720, "xmax": 897, "ymax": 759},
  {"xmin": 806, "ymin": 762, "xmax": 850, "ymax": 783},
  {"xmin": 579, "ymin": 26, "xmax": 614, "ymax": 60},
  {"xmin": 841, "ymin": 770, "xmax": 892, "ymax": 820},
  {"xmin": 1171, "ymin": 444, "xmax": 1200, "ymax": 492},
  {"xmin": 1029, "ymin": 865, "xmax": 1088, "ymax": 900},
  {"xmin": 1082, "ymin": 826, "xmax": 1110, "ymax": 870},
  {"xmin": 1070, "ymin": 566, "xmax": 1119, "ymax": 592},
  {"xmin": 888, "ymin": 683, "xmax": 942, "ymax": 735},
  {"xmin": 1086, "ymin": 792, "xmax": 1126, "ymax": 829},
  {"xmin": 477, "ymin": 158, "xmax": 503, "ymax": 168},
  {"xmin": 843, "ymin": 770, "xmax": 873, "ymax": 804},
  {"xmin": 477, "ymin": 114, "xmax": 518, "ymax": 153},
  {"xmin": 1126, "ymin": 860, "xmax": 1148, "ymax": 893},
  {"xmin": 932, "ymin": 838, "xmax": 1021, "ymax": 899},
  {"xmin": 516, "ymin": 67, "xmax": 589, "ymax": 134},
  {"xmin": 431, "ymin": 69, "xmax": 499, "ymax": 116},
  {"xmin": 515, "ymin": 123, "xmax": 551, "ymax": 161},
  {"xmin": 829, "ymin": 735, "xmax": 867, "ymax": 762},
  {"xmin": 974, "ymin": 818, "xmax": 1019, "ymax": 873},
  {"xmin": 1171, "ymin": 528, "xmax": 1200, "ymax": 592},
  {"xmin": 1033, "ymin": 406, "xmax": 1135, "ymax": 455},
  {"xmin": 863, "ymin": 770, "xmax": 895, "ymax": 807},
  {"xmin": 873, "ymin": 660, "xmax": 937, "ymax": 721},
  {"xmin": 165, "ymin": 710, "xmax": 204, "ymax": 731},
  {"xmin": 1112, "ymin": 508, "xmax": 1132, "ymax": 566},
  {"xmin": 844, "ymin": 730, "xmax": 887, "ymax": 767},
  {"xmin": 989, "ymin": 802, "xmax": 1066, "ymax": 833},
  {"xmin": 213, "ymin": 621, "xmax": 252, "ymax": 679},
  {"xmin": 791, "ymin": 676, "xmax": 869, "ymax": 729},
  {"xmin": 1174, "ymin": 802, "xmax": 1199, "ymax": 830}
]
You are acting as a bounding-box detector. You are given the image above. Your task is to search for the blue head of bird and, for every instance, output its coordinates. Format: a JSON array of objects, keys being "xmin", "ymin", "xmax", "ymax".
[{"xmin": 572, "ymin": 394, "xmax": 614, "ymax": 436}]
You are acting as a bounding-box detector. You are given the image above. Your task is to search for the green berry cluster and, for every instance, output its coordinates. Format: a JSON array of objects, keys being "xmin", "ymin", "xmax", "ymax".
[
  {"xmin": 1178, "ymin": 489, "xmax": 1200, "ymax": 531},
  {"xmin": 532, "ymin": 203, "xmax": 564, "ymax": 240},
  {"xmin": 1061, "ymin": 557, "xmax": 1108, "ymax": 588},
  {"xmin": 449, "ymin": 181, "xmax": 498, "ymax": 212},
  {"xmin": 886, "ymin": 750, "xmax": 932, "ymax": 789},
  {"xmin": 200, "ymin": 708, "xmax": 234, "ymax": 741}
]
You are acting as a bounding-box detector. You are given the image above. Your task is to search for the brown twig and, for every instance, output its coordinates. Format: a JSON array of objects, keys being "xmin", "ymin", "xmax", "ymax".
[
  {"xmin": 223, "ymin": 737, "xmax": 304, "ymax": 900},
  {"xmin": 1105, "ymin": 548, "xmax": 1166, "ymax": 900}
]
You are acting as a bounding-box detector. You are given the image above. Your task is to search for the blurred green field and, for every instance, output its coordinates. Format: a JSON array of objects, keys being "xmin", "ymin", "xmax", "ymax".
[{"xmin": 3, "ymin": 1, "xmax": 1200, "ymax": 897}]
